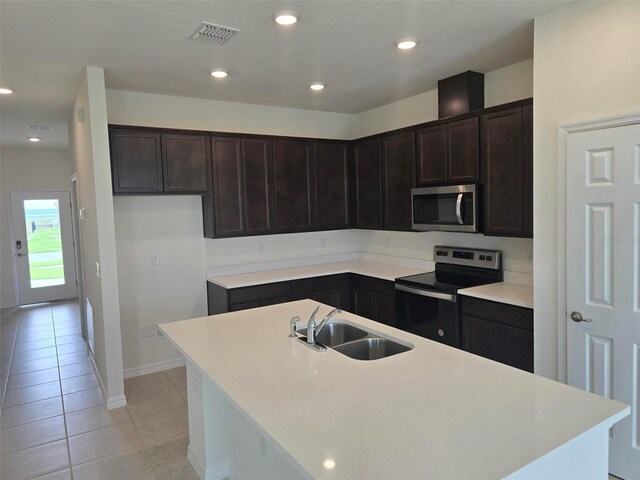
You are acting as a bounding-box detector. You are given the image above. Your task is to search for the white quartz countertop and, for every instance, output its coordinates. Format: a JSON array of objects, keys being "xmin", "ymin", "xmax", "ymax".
[
  {"xmin": 160, "ymin": 300, "xmax": 627, "ymax": 480},
  {"xmin": 207, "ymin": 260, "xmax": 427, "ymax": 288},
  {"xmin": 459, "ymin": 282, "xmax": 534, "ymax": 308}
]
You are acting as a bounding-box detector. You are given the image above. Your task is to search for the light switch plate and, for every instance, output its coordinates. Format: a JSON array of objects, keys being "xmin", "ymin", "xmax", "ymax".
[{"xmin": 151, "ymin": 253, "xmax": 160, "ymax": 265}]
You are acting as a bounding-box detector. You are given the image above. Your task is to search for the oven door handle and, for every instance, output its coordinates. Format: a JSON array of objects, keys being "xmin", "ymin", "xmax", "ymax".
[
  {"xmin": 455, "ymin": 193, "xmax": 464, "ymax": 225},
  {"xmin": 395, "ymin": 284, "xmax": 457, "ymax": 302}
]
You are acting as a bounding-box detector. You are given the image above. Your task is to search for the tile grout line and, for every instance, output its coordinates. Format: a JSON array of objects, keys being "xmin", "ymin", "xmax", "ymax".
[{"xmin": 52, "ymin": 304, "xmax": 76, "ymax": 480}]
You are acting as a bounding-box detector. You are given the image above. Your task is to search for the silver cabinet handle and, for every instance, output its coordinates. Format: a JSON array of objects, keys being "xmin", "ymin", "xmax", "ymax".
[
  {"xmin": 456, "ymin": 193, "xmax": 464, "ymax": 225},
  {"xmin": 570, "ymin": 311, "xmax": 592, "ymax": 323}
]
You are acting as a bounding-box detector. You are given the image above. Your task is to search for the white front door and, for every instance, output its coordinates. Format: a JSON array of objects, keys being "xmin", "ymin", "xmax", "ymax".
[
  {"xmin": 566, "ymin": 122, "xmax": 640, "ymax": 479},
  {"xmin": 10, "ymin": 190, "xmax": 78, "ymax": 305}
]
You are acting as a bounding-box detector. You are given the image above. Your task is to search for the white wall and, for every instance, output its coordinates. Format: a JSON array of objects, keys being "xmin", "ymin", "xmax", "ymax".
[
  {"xmin": 349, "ymin": 59, "xmax": 533, "ymax": 138},
  {"xmin": 68, "ymin": 66, "xmax": 125, "ymax": 406},
  {"xmin": 0, "ymin": 147, "xmax": 72, "ymax": 307},
  {"xmin": 114, "ymin": 196, "xmax": 208, "ymax": 375},
  {"xmin": 108, "ymin": 58, "xmax": 535, "ymax": 375},
  {"xmin": 106, "ymin": 90, "xmax": 354, "ymax": 140},
  {"xmin": 533, "ymin": 2, "xmax": 640, "ymax": 380}
]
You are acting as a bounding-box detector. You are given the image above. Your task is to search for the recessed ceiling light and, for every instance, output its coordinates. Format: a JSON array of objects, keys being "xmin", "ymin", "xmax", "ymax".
[
  {"xmin": 310, "ymin": 83, "xmax": 325, "ymax": 91},
  {"xmin": 396, "ymin": 40, "xmax": 417, "ymax": 50},
  {"xmin": 0, "ymin": 87, "xmax": 13, "ymax": 94},
  {"xmin": 211, "ymin": 70, "xmax": 228, "ymax": 78},
  {"xmin": 274, "ymin": 12, "xmax": 298, "ymax": 25},
  {"xmin": 28, "ymin": 137, "xmax": 41, "ymax": 143}
]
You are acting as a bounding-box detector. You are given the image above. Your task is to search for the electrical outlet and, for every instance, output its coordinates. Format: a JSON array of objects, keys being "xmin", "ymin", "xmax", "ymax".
[
  {"xmin": 320, "ymin": 238, "xmax": 326, "ymax": 248},
  {"xmin": 527, "ymin": 250, "xmax": 534, "ymax": 263},
  {"xmin": 141, "ymin": 325, "xmax": 155, "ymax": 338},
  {"xmin": 258, "ymin": 244, "xmax": 265, "ymax": 254},
  {"xmin": 385, "ymin": 237, "xmax": 390, "ymax": 248},
  {"xmin": 151, "ymin": 253, "xmax": 160, "ymax": 265},
  {"xmin": 96, "ymin": 261, "xmax": 100, "ymax": 278},
  {"xmin": 260, "ymin": 434, "xmax": 267, "ymax": 457}
]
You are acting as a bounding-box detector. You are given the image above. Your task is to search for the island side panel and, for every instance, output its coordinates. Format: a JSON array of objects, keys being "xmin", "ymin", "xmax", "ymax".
[{"xmin": 504, "ymin": 424, "xmax": 610, "ymax": 480}]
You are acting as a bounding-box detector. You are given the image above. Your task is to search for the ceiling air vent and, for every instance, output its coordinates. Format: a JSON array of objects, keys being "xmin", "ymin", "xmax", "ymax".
[{"xmin": 189, "ymin": 22, "xmax": 239, "ymax": 45}]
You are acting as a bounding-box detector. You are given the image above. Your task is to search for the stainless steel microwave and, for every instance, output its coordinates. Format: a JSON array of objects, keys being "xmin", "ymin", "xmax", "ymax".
[{"xmin": 411, "ymin": 184, "xmax": 479, "ymax": 233}]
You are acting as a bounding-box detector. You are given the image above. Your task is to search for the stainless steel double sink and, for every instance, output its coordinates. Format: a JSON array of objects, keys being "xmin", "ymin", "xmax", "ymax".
[{"xmin": 297, "ymin": 322, "xmax": 413, "ymax": 360}]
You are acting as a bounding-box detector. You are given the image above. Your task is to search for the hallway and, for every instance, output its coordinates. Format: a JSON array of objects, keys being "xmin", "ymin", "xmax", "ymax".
[{"xmin": 0, "ymin": 301, "xmax": 196, "ymax": 480}]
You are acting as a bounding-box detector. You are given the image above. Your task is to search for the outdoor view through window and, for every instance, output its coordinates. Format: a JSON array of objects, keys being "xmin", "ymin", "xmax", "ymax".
[{"xmin": 22, "ymin": 199, "xmax": 65, "ymax": 288}]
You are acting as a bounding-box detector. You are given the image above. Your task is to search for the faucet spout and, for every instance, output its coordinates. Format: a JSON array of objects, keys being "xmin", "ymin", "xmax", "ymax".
[
  {"xmin": 316, "ymin": 308, "xmax": 343, "ymax": 336},
  {"xmin": 307, "ymin": 306, "xmax": 321, "ymax": 345}
]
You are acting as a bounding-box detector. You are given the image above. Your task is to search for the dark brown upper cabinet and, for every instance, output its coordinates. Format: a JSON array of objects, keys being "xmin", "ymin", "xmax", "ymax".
[
  {"xmin": 314, "ymin": 141, "xmax": 350, "ymax": 230},
  {"xmin": 382, "ymin": 131, "xmax": 415, "ymax": 230},
  {"xmin": 109, "ymin": 127, "xmax": 210, "ymax": 195},
  {"xmin": 522, "ymin": 104, "xmax": 534, "ymax": 238},
  {"xmin": 110, "ymin": 130, "xmax": 163, "ymax": 193},
  {"xmin": 353, "ymin": 139, "xmax": 382, "ymax": 229},
  {"xmin": 416, "ymin": 117, "xmax": 479, "ymax": 186},
  {"xmin": 481, "ymin": 106, "xmax": 525, "ymax": 236},
  {"xmin": 207, "ymin": 136, "xmax": 274, "ymax": 238},
  {"xmin": 416, "ymin": 124, "xmax": 447, "ymax": 185},
  {"xmin": 272, "ymin": 139, "xmax": 314, "ymax": 233},
  {"xmin": 242, "ymin": 138, "xmax": 275, "ymax": 236},
  {"xmin": 447, "ymin": 117, "xmax": 480, "ymax": 183},
  {"xmin": 161, "ymin": 134, "xmax": 209, "ymax": 193}
]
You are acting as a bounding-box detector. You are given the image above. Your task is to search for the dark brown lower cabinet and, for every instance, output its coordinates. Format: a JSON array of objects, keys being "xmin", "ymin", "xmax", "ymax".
[
  {"xmin": 350, "ymin": 274, "xmax": 396, "ymax": 326},
  {"xmin": 461, "ymin": 296, "xmax": 533, "ymax": 373},
  {"xmin": 291, "ymin": 274, "xmax": 351, "ymax": 311},
  {"xmin": 207, "ymin": 273, "xmax": 392, "ymax": 325}
]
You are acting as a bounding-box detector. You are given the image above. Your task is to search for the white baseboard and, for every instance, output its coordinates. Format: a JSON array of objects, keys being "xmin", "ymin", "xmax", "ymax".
[
  {"xmin": 87, "ymin": 349, "xmax": 126, "ymax": 409},
  {"xmin": 188, "ymin": 445, "xmax": 230, "ymax": 480},
  {"xmin": 123, "ymin": 356, "xmax": 186, "ymax": 379}
]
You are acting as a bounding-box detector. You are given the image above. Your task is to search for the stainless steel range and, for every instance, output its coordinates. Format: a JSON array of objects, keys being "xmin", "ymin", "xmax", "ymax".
[{"xmin": 395, "ymin": 246, "xmax": 502, "ymax": 348}]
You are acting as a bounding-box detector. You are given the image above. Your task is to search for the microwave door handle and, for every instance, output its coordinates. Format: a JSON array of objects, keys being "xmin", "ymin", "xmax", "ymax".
[{"xmin": 455, "ymin": 193, "xmax": 464, "ymax": 224}]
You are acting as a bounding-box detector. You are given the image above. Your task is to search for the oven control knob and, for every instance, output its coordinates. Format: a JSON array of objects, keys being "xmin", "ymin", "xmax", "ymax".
[
  {"xmin": 438, "ymin": 329, "xmax": 444, "ymax": 337},
  {"xmin": 486, "ymin": 256, "xmax": 492, "ymax": 261}
]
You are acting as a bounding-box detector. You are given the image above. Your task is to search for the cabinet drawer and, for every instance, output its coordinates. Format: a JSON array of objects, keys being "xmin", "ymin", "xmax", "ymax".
[
  {"xmin": 460, "ymin": 296, "xmax": 532, "ymax": 331},
  {"xmin": 229, "ymin": 282, "xmax": 291, "ymax": 306}
]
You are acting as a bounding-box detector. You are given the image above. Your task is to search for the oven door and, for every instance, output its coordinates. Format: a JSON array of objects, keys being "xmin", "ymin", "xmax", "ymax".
[
  {"xmin": 411, "ymin": 184, "xmax": 478, "ymax": 233},
  {"xmin": 395, "ymin": 285, "xmax": 461, "ymax": 348}
]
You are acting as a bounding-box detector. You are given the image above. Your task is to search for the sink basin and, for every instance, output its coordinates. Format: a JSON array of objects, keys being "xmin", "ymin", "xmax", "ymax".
[
  {"xmin": 333, "ymin": 337, "xmax": 412, "ymax": 360},
  {"xmin": 298, "ymin": 322, "xmax": 368, "ymax": 347}
]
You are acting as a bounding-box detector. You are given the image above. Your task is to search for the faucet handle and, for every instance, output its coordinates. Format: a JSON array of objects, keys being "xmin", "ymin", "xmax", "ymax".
[{"xmin": 289, "ymin": 315, "xmax": 300, "ymax": 338}]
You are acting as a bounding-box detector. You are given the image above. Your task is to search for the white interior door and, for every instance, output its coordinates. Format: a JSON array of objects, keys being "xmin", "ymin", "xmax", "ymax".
[
  {"xmin": 566, "ymin": 122, "xmax": 640, "ymax": 479},
  {"xmin": 10, "ymin": 190, "xmax": 78, "ymax": 305}
]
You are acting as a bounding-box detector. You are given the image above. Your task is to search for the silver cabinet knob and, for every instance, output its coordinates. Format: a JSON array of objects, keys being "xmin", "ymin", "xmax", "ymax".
[{"xmin": 570, "ymin": 311, "xmax": 592, "ymax": 323}]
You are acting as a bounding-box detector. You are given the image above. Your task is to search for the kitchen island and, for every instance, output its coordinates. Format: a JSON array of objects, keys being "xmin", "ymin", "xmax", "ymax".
[{"xmin": 160, "ymin": 300, "xmax": 628, "ymax": 480}]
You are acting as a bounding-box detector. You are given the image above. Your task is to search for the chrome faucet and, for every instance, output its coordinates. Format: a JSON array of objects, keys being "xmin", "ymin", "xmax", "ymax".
[{"xmin": 307, "ymin": 307, "xmax": 342, "ymax": 346}]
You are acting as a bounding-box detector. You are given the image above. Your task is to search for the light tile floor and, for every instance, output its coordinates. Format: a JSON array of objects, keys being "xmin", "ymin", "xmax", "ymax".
[{"xmin": 0, "ymin": 301, "xmax": 197, "ymax": 480}]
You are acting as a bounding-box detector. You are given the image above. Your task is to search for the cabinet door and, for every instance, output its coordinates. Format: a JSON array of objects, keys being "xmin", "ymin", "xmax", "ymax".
[
  {"xmin": 382, "ymin": 131, "xmax": 415, "ymax": 230},
  {"xmin": 272, "ymin": 139, "xmax": 314, "ymax": 233},
  {"xmin": 162, "ymin": 134, "xmax": 209, "ymax": 193},
  {"xmin": 447, "ymin": 117, "xmax": 479, "ymax": 183},
  {"xmin": 375, "ymin": 294, "xmax": 396, "ymax": 327},
  {"xmin": 482, "ymin": 107, "xmax": 524, "ymax": 236},
  {"xmin": 416, "ymin": 124, "xmax": 447, "ymax": 186},
  {"xmin": 353, "ymin": 139, "xmax": 382, "ymax": 229},
  {"xmin": 522, "ymin": 104, "xmax": 534, "ymax": 238},
  {"xmin": 242, "ymin": 138, "xmax": 274, "ymax": 235},
  {"xmin": 291, "ymin": 274, "xmax": 351, "ymax": 310},
  {"xmin": 500, "ymin": 325, "xmax": 534, "ymax": 373},
  {"xmin": 110, "ymin": 130, "xmax": 163, "ymax": 193},
  {"xmin": 314, "ymin": 142, "xmax": 350, "ymax": 230},
  {"xmin": 462, "ymin": 315, "xmax": 500, "ymax": 362},
  {"xmin": 353, "ymin": 288, "xmax": 376, "ymax": 320},
  {"xmin": 212, "ymin": 137, "xmax": 244, "ymax": 236}
]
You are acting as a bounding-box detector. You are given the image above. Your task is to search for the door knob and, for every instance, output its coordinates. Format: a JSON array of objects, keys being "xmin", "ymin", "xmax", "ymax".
[
  {"xmin": 570, "ymin": 311, "xmax": 592, "ymax": 323},
  {"xmin": 16, "ymin": 252, "xmax": 26, "ymax": 257}
]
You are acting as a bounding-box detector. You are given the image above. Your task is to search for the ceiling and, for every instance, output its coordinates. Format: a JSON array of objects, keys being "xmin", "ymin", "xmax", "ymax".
[{"xmin": 0, "ymin": 1, "xmax": 568, "ymax": 149}]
